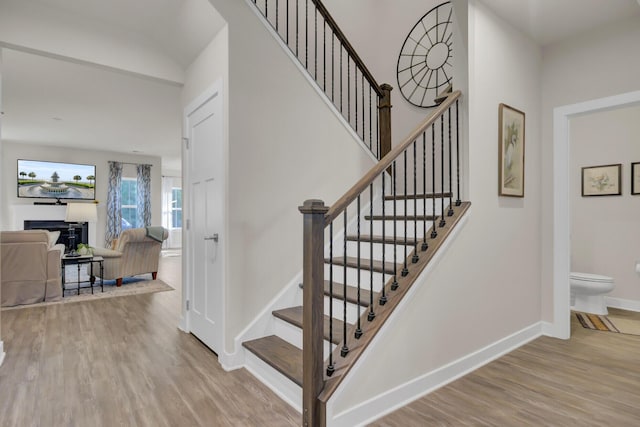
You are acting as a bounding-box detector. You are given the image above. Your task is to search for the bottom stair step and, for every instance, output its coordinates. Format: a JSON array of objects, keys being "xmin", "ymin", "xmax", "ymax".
[{"xmin": 243, "ymin": 335, "xmax": 302, "ymax": 387}]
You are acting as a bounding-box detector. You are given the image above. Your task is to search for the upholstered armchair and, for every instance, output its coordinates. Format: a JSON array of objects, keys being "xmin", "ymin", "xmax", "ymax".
[
  {"xmin": 1, "ymin": 230, "xmax": 64, "ymax": 306},
  {"xmin": 89, "ymin": 227, "xmax": 168, "ymax": 286}
]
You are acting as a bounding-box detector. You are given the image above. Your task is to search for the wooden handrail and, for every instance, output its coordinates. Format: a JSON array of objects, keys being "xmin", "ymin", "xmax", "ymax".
[
  {"xmin": 310, "ymin": 0, "xmax": 383, "ymax": 97},
  {"xmin": 324, "ymin": 90, "xmax": 462, "ymax": 225}
]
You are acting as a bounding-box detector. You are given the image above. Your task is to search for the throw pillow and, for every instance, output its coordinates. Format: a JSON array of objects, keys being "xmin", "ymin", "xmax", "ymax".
[{"xmin": 47, "ymin": 230, "xmax": 61, "ymax": 248}]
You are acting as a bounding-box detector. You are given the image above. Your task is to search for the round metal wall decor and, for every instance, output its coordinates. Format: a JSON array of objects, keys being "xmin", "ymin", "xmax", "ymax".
[{"xmin": 397, "ymin": 2, "xmax": 453, "ymax": 108}]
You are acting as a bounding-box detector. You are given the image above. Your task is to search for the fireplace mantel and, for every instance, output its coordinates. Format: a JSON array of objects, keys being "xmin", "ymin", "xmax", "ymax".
[{"xmin": 11, "ymin": 204, "xmax": 97, "ymax": 247}]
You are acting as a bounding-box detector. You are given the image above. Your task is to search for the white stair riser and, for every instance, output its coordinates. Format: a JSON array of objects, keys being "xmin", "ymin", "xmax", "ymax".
[
  {"xmin": 273, "ymin": 317, "xmax": 333, "ymax": 359},
  {"xmin": 324, "ymin": 264, "xmax": 386, "ymax": 293},
  {"xmin": 243, "ymin": 350, "xmax": 302, "ymax": 411},
  {"xmin": 380, "ymin": 199, "xmax": 444, "ymax": 216},
  {"xmin": 324, "ymin": 294, "xmax": 362, "ymax": 324},
  {"xmin": 346, "ymin": 241, "xmax": 413, "ymax": 263},
  {"xmin": 365, "ymin": 219, "xmax": 437, "ymax": 238}
]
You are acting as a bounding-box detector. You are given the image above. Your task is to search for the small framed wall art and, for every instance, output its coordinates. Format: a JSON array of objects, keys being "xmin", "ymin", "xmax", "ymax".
[
  {"xmin": 581, "ymin": 163, "xmax": 622, "ymax": 196},
  {"xmin": 498, "ymin": 103, "xmax": 525, "ymax": 197},
  {"xmin": 632, "ymin": 162, "xmax": 640, "ymax": 195}
]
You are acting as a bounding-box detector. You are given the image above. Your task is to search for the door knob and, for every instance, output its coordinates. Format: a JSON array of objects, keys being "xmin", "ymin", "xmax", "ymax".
[{"xmin": 204, "ymin": 234, "xmax": 219, "ymax": 242}]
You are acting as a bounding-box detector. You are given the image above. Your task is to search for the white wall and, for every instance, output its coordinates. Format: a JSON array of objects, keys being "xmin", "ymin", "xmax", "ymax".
[
  {"xmin": 0, "ymin": 0, "xmax": 183, "ymax": 84},
  {"xmin": 322, "ymin": 0, "xmax": 456, "ymax": 148},
  {"xmin": 540, "ymin": 14, "xmax": 640, "ymax": 321},
  {"xmin": 331, "ymin": 0, "xmax": 542, "ymax": 417},
  {"xmin": 0, "ymin": 48, "xmax": 5, "ymax": 366},
  {"xmin": 1, "ymin": 141, "xmax": 162, "ymax": 246},
  {"xmin": 570, "ymin": 106, "xmax": 640, "ymax": 302},
  {"xmin": 207, "ymin": 0, "xmax": 379, "ymax": 352}
]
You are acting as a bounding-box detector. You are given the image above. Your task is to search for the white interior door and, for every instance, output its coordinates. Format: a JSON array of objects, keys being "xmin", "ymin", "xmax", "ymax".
[{"xmin": 185, "ymin": 86, "xmax": 224, "ymax": 355}]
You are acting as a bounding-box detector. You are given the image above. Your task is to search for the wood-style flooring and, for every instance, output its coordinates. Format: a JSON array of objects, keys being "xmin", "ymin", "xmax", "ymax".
[
  {"xmin": 0, "ymin": 254, "xmax": 298, "ymax": 427},
  {"xmin": 373, "ymin": 308, "xmax": 640, "ymax": 426},
  {"xmin": 2, "ymin": 254, "xmax": 640, "ymax": 426}
]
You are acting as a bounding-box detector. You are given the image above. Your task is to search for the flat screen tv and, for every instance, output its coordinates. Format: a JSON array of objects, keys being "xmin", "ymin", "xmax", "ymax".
[{"xmin": 17, "ymin": 159, "xmax": 96, "ymax": 201}]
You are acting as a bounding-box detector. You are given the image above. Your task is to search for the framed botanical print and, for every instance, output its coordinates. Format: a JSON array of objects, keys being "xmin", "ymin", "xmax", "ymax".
[
  {"xmin": 581, "ymin": 164, "xmax": 622, "ymax": 196},
  {"xmin": 632, "ymin": 162, "xmax": 640, "ymax": 195},
  {"xmin": 498, "ymin": 103, "xmax": 525, "ymax": 197}
]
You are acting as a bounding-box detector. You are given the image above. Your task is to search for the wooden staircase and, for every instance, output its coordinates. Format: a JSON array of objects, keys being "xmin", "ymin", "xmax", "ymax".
[{"xmin": 242, "ymin": 193, "xmax": 471, "ymax": 408}]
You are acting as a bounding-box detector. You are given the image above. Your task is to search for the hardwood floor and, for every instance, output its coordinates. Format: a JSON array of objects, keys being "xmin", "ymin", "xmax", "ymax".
[
  {"xmin": 3, "ymin": 255, "xmax": 640, "ymax": 426},
  {"xmin": 372, "ymin": 308, "xmax": 640, "ymax": 426},
  {"xmin": 0, "ymin": 253, "xmax": 299, "ymax": 427}
]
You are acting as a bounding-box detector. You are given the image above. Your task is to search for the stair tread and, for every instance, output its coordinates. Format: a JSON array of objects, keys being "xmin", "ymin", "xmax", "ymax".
[
  {"xmin": 364, "ymin": 214, "xmax": 438, "ymax": 221},
  {"xmin": 243, "ymin": 335, "xmax": 302, "ymax": 387},
  {"xmin": 273, "ymin": 306, "xmax": 350, "ymax": 345},
  {"xmin": 324, "ymin": 280, "xmax": 377, "ymax": 307},
  {"xmin": 384, "ymin": 192, "xmax": 452, "ymax": 200},
  {"xmin": 326, "ymin": 256, "xmax": 398, "ymax": 275},
  {"xmin": 345, "ymin": 234, "xmax": 418, "ymax": 245}
]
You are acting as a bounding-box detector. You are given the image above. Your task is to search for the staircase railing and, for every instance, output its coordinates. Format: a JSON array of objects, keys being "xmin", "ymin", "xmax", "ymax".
[
  {"xmin": 249, "ymin": 0, "xmax": 392, "ymax": 159},
  {"xmin": 300, "ymin": 89, "xmax": 464, "ymax": 426}
]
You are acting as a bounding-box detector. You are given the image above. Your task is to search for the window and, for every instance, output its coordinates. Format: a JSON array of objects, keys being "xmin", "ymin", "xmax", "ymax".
[
  {"xmin": 121, "ymin": 178, "xmax": 138, "ymax": 229},
  {"xmin": 171, "ymin": 187, "xmax": 182, "ymax": 228}
]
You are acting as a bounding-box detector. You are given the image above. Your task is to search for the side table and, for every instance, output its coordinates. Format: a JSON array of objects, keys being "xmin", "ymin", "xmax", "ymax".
[{"xmin": 61, "ymin": 255, "xmax": 104, "ymax": 296}]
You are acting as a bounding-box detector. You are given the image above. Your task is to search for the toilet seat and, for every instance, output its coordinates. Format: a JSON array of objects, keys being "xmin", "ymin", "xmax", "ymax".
[{"xmin": 570, "ymin": 272, "xmax": 613, "ymax": 283}]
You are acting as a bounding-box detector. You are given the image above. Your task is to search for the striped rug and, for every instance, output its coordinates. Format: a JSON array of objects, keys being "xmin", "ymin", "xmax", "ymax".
[{"xmin": 575, "ymin": 312, "xmax": 640, "ymax": 336}]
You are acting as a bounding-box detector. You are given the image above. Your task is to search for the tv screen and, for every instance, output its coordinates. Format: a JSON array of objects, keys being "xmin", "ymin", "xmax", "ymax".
[{"xmin": 17, "ymin": 159, "xmax": 96, "ymax": 201}]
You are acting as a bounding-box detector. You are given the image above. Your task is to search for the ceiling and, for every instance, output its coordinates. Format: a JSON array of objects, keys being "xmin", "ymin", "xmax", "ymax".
[
  {"xmin": 481, "ymin": 0, "xmax": 640, "ymax": 46},
  {"xmin": 2, "ymin": 0, "xmax": 639, "ymax": 174},
  {"xmin": 0, "ymin": 0, "xmax": 226, "ymax": 173}
]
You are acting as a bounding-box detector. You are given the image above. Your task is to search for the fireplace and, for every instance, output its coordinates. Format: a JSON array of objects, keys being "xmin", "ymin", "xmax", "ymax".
[{"xmin": 24, "ymin": 220, "xmax": 89, "ymax": 252}]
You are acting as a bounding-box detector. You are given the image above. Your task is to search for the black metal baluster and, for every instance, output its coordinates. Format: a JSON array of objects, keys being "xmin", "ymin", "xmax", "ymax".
[
  {"xmin": 456, "ymin": 100, "xmax": 461, "ymax": 206},
  {"xmin": 448, "ymin": 107, "xmax": 454, "ymax": 216},
  {"xmin": 402, "ymin": 151, "xmax": 409, "ymax": 277},
  {"xmin": 341, "ymin": 210, "xmax": 349, "ymax": 356},
  {"xmin": 323, "ymin": 20, "xmax": 326, "ymax": 92},
  {"xmin": 314, "ymin": 7, "xmax": 317, "ymax": 80},
  {"xmin": 361, "ymin": 75, "xmax": 365, "ymax": 141},
  {"xmin": 422, "ymin": 132, "xmax": 428, "ymax": 251},
  {"xmin": 327, "ymin": 221, "xmax": 334, "ymax": 376},
  {"xmin": 348, "ymin": 55, "xmax": 351, "ymax": 123},
  {"xmin": 412, "ymin": 140, "xmax": 419, "ymax": 263},
  {"xmin": 440, "ymin": 115, "xmax": 446, "ymax": 227},
  {"xmin": 265, "ymin": 0, "xmax": 268, "ymax": 20},
  {"xmin": 391, "ymin": 161, "xmax": 399, "ymax": 290},
  {"xmin": 355, "ymin": 195, "xmax": 363, "ymax": 338},
  {"xmin": 286, "ymin": 0, "xmax": 289, "ymax": 44},
  {"xmin": 295, "ymin": 0, "xmax": 299, "ymax": 56},
  {"xmin": 379, "ymin": 173, "xmax": 387, "ymax": 306},
  {"xmin": 368, "ymin": 183, "xmax": 375, "ymax": 321},
  {"xmin": 355, "ymin": 69, "xmax": 358, "ymax": 137},
  {"xmin": 369, "ymin": 87, "xmax": 373, "ymax": 151},
  {"xmin": 331, "ymin": 34, "xmax": 335, "ymax": 102},
  {"xmin": 275, "ymin": 0, "xmax": 278, "ymax": 31},
  {"xmin": 305, "ymin": 0, "xmax": 308, "ymax": 70},
  {"xmin": 340, "ymin": 45, "xmax": 343, "ymax": 113},
  {"xmin": 431, "ymin": 123, "xmax": 437, "ymax": 239}
]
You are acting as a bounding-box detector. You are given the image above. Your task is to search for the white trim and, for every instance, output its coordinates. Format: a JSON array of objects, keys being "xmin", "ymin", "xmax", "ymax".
[
  {"xmin": 242, "ymin": 0, "xmax": 379, "ymax": 164},
  {"xmin": 328, "ymin": 321, "xmax": 543, "ymax": 427},
  {"xmin": 606, "ymin": 296, "xmax": 640, "ymax": 313},
  {"xmin": 0, "ymin": 341, "xmax": 5, "ymax": 367},
  {"xmin": 551, "ymin": 90, "xmax": 640, "ymax": 339},
  {"xmin": 325, "ymin": 212, "xmax": 471, "ymax": 426}
]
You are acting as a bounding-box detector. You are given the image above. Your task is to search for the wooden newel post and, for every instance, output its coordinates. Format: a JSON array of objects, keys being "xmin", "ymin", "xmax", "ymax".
[
  {"xmin": 378, "ymin": 83, "xmax": 393, "ymax": 160},
  {"xmin": 299, "ymin": 199, "xmax": 329, "ymax": 427}
]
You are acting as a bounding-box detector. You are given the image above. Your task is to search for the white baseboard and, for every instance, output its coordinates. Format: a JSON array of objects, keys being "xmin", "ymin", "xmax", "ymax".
[
  {"xmin": 328, "ymin": 322, "xmax": 543, "ymax": 427},
  {"xmin": 0, "ymin": 341, "xmax": 5, "ymax": 367},
  {"xmin": 606, "ymin": 296, "xmax": 640, "ymax": 312}
]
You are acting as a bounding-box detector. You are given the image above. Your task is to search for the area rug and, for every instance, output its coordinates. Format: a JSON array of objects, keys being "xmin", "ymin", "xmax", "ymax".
[
  {"xmin": 1, "ymin": 269, "xmax": 173, "ymax": 311},
  {"xmin": 575, "ymin": 312, "xmax": 640, "ymax": 336}
]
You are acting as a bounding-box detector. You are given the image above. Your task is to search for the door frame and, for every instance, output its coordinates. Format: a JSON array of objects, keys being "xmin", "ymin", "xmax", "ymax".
[
  {"xmin": 180, "ymin": 79, "xmax": 227, "ymax": 354},
  {"xmin": 550, "ymin": 89, "xmax": 640, "ymax": 339}
]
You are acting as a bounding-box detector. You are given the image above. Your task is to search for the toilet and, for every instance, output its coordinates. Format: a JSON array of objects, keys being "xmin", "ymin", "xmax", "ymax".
[{"xmin": 570, "ymin": 272, "xmax": 615, "ymax": 315}]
